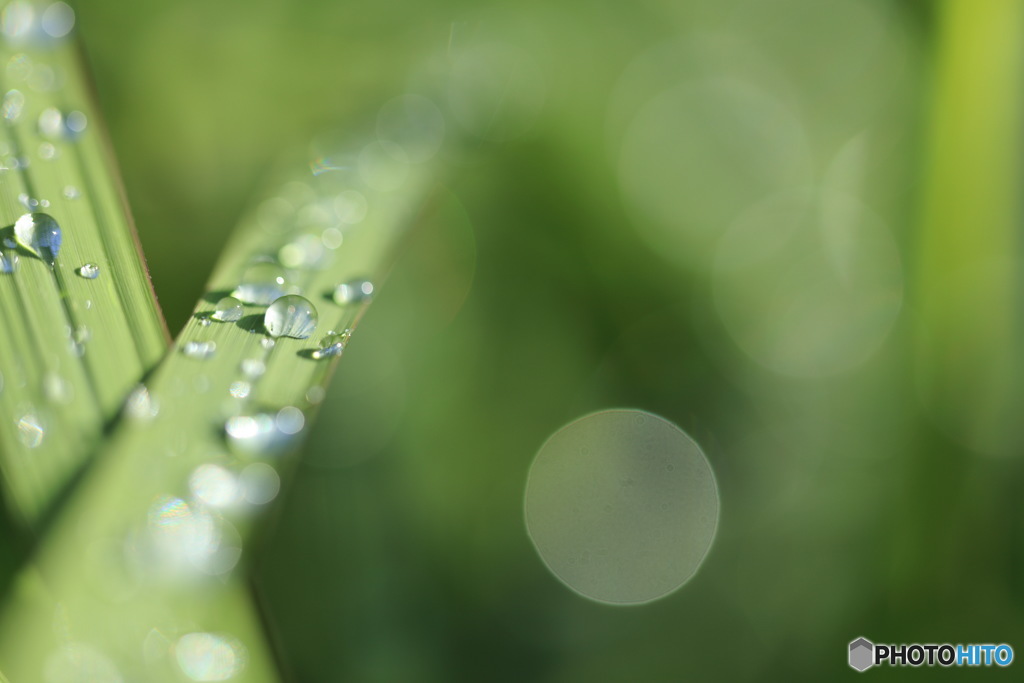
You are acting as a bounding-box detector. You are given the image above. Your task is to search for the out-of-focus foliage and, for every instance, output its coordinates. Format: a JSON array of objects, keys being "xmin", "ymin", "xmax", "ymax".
[{"xmin": 31, "ymin": 0, "xmax": 1017, "ymax": 680}]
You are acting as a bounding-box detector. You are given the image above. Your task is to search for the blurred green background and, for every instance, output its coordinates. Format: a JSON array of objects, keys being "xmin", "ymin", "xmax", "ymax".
[{"xmin": 70, "ymin": 0, "xmax": 1024, "ymax": 679}]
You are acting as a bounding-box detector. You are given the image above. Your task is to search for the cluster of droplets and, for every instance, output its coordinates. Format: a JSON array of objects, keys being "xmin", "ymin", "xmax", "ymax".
[{"xmin": 2, "ymin": 2, "xmax": 75, "ymax": 45}]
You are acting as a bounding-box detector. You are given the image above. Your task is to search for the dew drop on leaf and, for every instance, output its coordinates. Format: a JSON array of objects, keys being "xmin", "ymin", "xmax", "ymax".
[
  {"xmin": 14, "ymin": 212, "xmax": 61, "ymax": 263},
  {"xmin": 76, "ymin": 262, "xmax": 99, "ymax": 279},
  {"xmin": 333, "ymin": 279, "xmax": 373, "ymax": 306},
  {"xmin": 264, "ymin": 295, "xmax": 318, "ymax": 339},
  {"xmin": 231, "ymin": 262, "xmax": 288, "ymax": 305},
  {"xmin": 211, "ymin": 296, "xmax": 244, "ymax": 322},
  {"xmin": 181, "ymin": 340, "xmax": 217, "ymax": 359}
]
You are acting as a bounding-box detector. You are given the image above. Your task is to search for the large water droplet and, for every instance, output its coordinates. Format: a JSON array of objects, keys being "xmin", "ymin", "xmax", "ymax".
[
  {"xmin": 264, "ymin": 295, "xmax": 318, "ymax": 339},
  {"xmin": 311, "ymin": 329, "xmax": 351, "ymax": 360},
  {"xmin": 211, "ymin": 296, "xmax": 243, "ymax": 322},
  {"xmin": 14, "ymin": 212, "xmax": 61, "ymax": 263},
  {"xmin": 231, "ymin": 262, "xmax": 288, "ymax": 305},
  {"xmin": 181, "ymin": 340, "xmax": 217, "ymax": 359},
  {"xmin": 333, "ymin": 279, "xmax": 373, "ymax": 306},
  {"xmin": 76, "ymin": 262, "xmax": 99, "ymax": 279}
]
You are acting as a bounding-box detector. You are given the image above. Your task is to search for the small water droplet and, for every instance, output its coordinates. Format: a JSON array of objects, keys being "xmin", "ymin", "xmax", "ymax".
[
  {"xmin": 62, "ymin": 184, "xmax": 79, "ymax": 200},
  {"xmin": 38, "ymin": 107, "xmax": 85, "ymax": 141},
  {"xmin": 278, "ymin": 233, "xmax": 328, "ymax": 270},
  {"xmin": 228, "ymin": 381, "xmax": 251, "ymax": 399},
  {"xmin": 181, "ymin": 340, "xmax": 217, "ymax": 359},
  {"xmin": 37, "ymin": 141, "xmax": 56, "ymax": 160},
  {"xmin": 225, "ymin": 413, "xmax": 293, "ymax": 456},
  {"xmin": 260, "ymin": 338, "xmax": 275, "ymax": 350},
  {"xmin": 211, "ymin": 296, "xmax": 244, "ymax": 322},
  {"xmin": 321, "ymin": 227, "xmax": 343, "ymax": 250},
  {"xmin": 240, "ymin": 358, "xmax": 266, "ymax": 378},
  {"xmin": 189, "ymin": 464, "xmax": 239, "ymax": 508},
  {"xmin": 240, "ymin": 463, "xmax": 280, "ymax": 505},
  {"xmin": 43, "ymin": 372, "xmax": 70, "ymax": 403},
  {"xmin": 333, "ymin": 279, "xmax": 374, "ymax": 306},
  {"xmin": 197, "ymin": 315, "xmax": 211, "ymax": 327},
  {"xmin": 310, "ymin": 328, "xmax": 351, "ymax": 360},
  {"xmin": 305, "ymin": 385, "xmax": 326, "ymax": 404},
  {"xmin": 276, "ymin": 406, "xmax": 305, "ymax": 434},
  {"xmin": 231, "ymin": 262, "xmax": 288, "ymax": 305},
  {"xmin": 2, "ymin": 89, "xmax": 24, "ymax": 121},
  {"xmin": 16, "ymin": 411, "xmax": 44, "ymax": 448},
  {"xmin": 264, "ymin": 295, "xmax": 318, "ymax": 339},
  {"xmin": 175, "ymin": 632, "xmax": 246, "ymax": 682},
  {"xmin": 0, "ymin": 249, "xmax": 18, "ymax": 273},
  {"xmin": 76, "ymin": 262, "xmax": 99, "ymax": 279},
  {"xmin": 125, "ymin": 384, "xmax": 159, "ymax": 419},
  {"xmin": 14, "ymin": 212, "xmax": 61, "ymax": 263}
]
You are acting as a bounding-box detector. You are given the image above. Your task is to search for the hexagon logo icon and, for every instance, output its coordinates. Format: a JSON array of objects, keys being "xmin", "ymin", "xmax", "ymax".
[{"xmin": 849, "ymin": 637, "xmax": 874, "ymax": 671}]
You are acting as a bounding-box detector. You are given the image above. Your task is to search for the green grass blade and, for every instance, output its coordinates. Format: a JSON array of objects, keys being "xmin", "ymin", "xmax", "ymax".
[
  {"xmin": 0, "ymin": 7, "xmax": 167, "ymax": 527},
  {"xmin": 0, "ymin": 138, "xmax": 437, "ymax": 681}
]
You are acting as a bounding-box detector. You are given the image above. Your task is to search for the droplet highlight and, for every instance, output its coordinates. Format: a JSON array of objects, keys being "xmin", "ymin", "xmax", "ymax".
[{"xmin": 231, "ymin": 262, "xmax": 288, "ymax": 305}]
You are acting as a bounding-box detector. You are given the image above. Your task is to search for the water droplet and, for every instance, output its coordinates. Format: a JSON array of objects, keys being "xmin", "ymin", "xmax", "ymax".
[
  {"xmin": 228, "ymin": 381, "xmax": 250, "ymax": 399},
  {"xmin": 1, "ymin": 3, "xmax": 34, "ymax": 41},
  {"xmin": 189, "ymin": 464, "xmax": 239, "ymax": 508},
  {"xmin": 62, "ymin": 184, "xmax": 79, "ymax": 200},
  {"xmin": 14, "ymin": 212, "xmax": 61, "ymax": 263},
  {"xmin": 239, "ymin": 463, "xmax": 280, "ymax": 505},
  {"xmin": 43, "ymin": 372, "xmax": 70, "ymax": 403},
  {"xmin": 41, "ymin": 2, "xmax": 74, "ymax": 39},
  {"xmin": 1, "ymin": 89, "xmax": 24, "ymax": 121},
  {"xmin": 333, "ymin": 279, "xmax": 374, "ymax": 306},
  {"xmin": 148, "ymin": 496, "xmax": 218, "ymax": 569},
  {"xmin": 76, "ymin": 262, "xmax": 99, "ymax": 279},
  {"xmin": 0, "ymin": 248, "xmax": 18, "ymax": 273},
  {"xmin": 260, "ymin": 338, "xmax": 275, "ymax": 350},
  {"xmin": 278, "ymin": 233, "xmax": 328, "ymax": 270},
  {"xmin": 276, "ymin": 406, "xmax": 305, "ymax": 434},
  {"xmin": 264, "ymin": 295, "xmax": 318, "ymax": 339},
  {"xmin": 197, "ymin": 315, "xmax": 211, "ymax": 327},
  {"xmin": 311, "ymin": 329, "xmax": 351, "ymax": 360},
  {"xmin": 305, "ymin": 385, "xmax": 326, "ymax": 405},
  {"xmin": 38, "ymin": 142, "xmax": 56, "ymax": 160},
  {"xmin": 38, "ymin": 107, "xmax": 85, "ymax": 141},
  {"xmin": 231, "ymin": 262, "xmax": 288, "ymax": 305},
  {"xmin": 16, "ymin": 411, "xmax": 44, "ymax": 447},
  {"xmin": 321, "ymin": 227, "xmax": 343, "ymax": 250},
  {"xmin": 225, "ymin": 413, "xmax": 292, "ymax": 456},
  {"xmin": 240, "ymin": 358, "xmax": 265, "ymax": 378},
  {"xmin": 125, "ymin": 384, "xmax": 159, "ymax": 420},
  {"xmin": 175, "ymin": 632, "xmax": 246, "ymax": 682},
  {"xmin": 181, "ymin": 340, "xmax": 217, "ymax": 359},
  {"xmin": 211, "ymin": 296, "xmax": 244, "ymax": 322}
]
